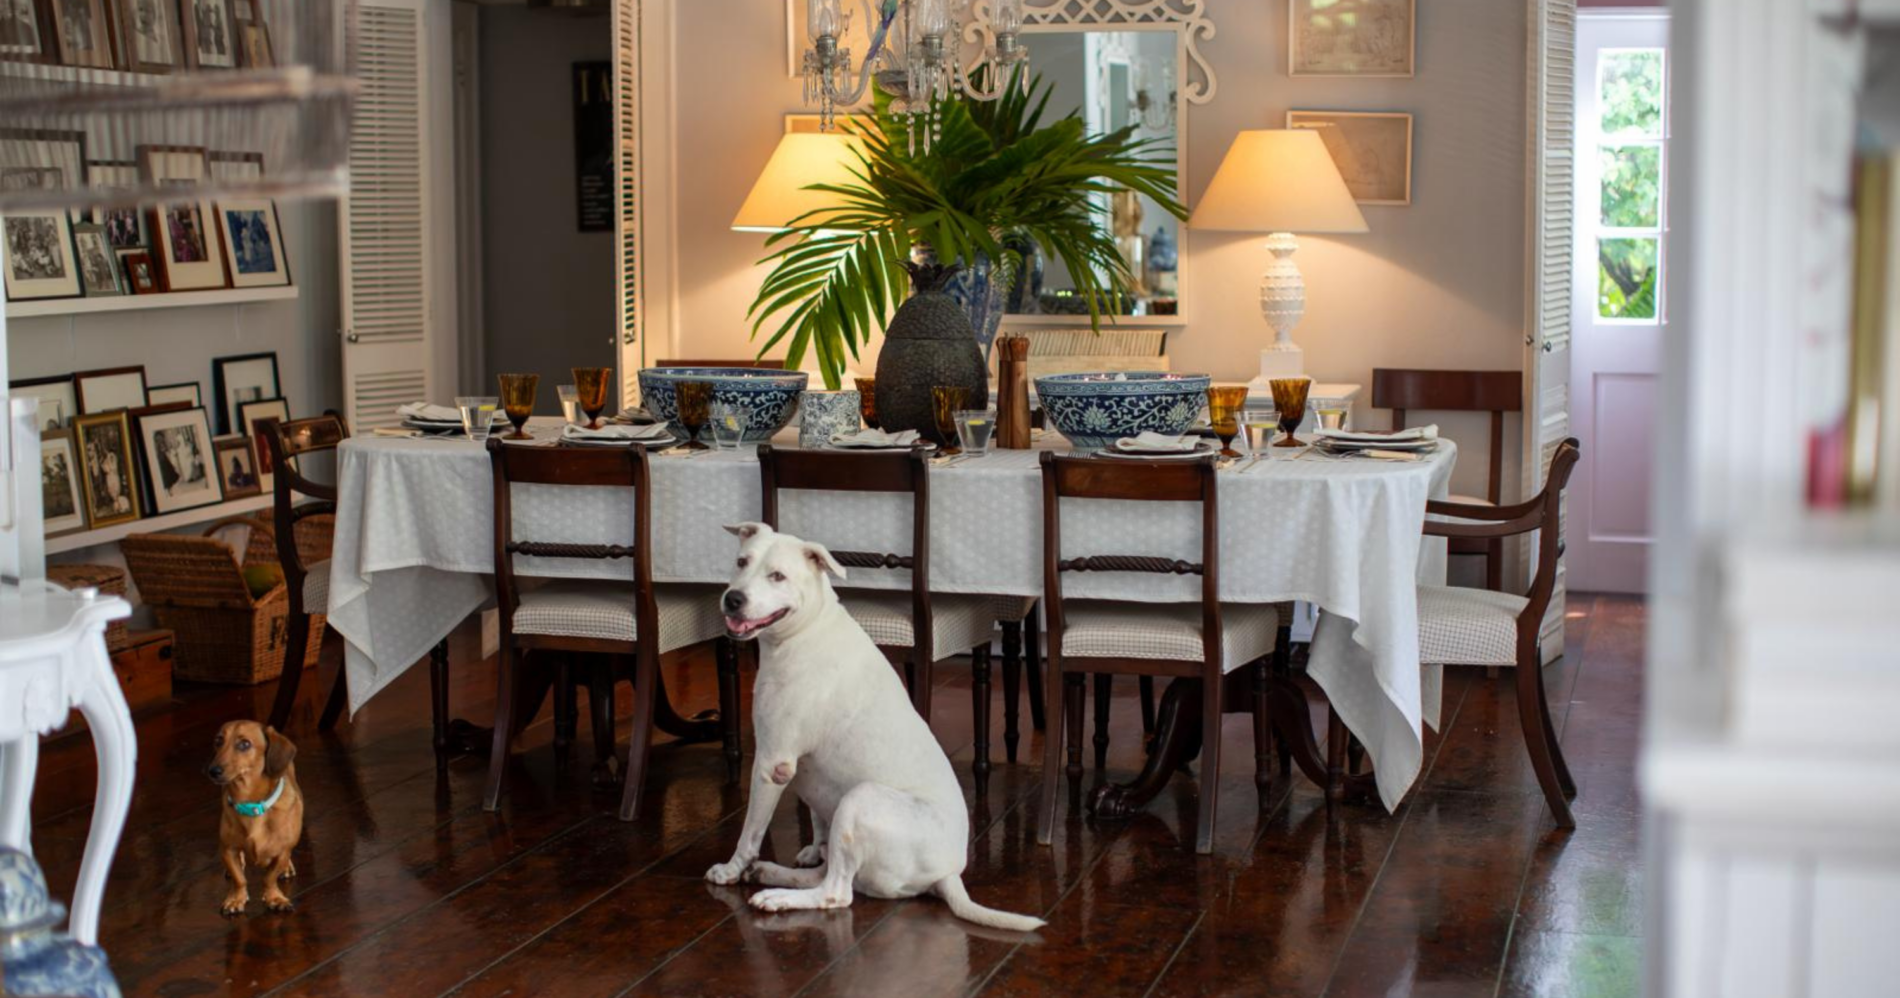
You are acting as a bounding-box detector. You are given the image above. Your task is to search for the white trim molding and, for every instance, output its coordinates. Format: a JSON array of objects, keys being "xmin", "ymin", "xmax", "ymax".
[{"xmin": 963, "ymin": 0, "xmax": 1218, "ymax": 105}]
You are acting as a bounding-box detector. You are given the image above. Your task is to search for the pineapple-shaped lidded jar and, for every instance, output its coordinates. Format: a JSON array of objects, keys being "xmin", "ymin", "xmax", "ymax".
[{"xmin": 873, "ymin": 261, "xmax": 991, "ymax": 444}]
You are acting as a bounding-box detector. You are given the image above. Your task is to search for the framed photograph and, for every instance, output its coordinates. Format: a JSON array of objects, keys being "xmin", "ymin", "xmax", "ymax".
[
  {"xmin": 135, "ymin": 404, "xmax": 224, "ymax": 514},
  {"xmin": 236, "ymin": 14, "xmax": 267, "ymax": 67},
  {"xmin": 118, "ymin": 0, "xmax": 181, "ymax": 71},
  {"xmin": 72, "ymin": 223, "xmax": 125, "ymax": 296},
  {"xmin": 215, "ymin": 199, "xmax": 290, "ymax": 288},
  {"xmin": 212, "ymin": 351, "xmax": 279, "ymax": 435},
  {"xmin": 40, "ymin": 429, "xmax": 88, "ymax": 536},
  {"xmin": 2, "ymin": 210, "xmax": 79, "ymax": 301},
  {"xmin": 238, "ymin": 395, "xmax": 289, "ymax": 492},
  {"xmin": 212, "ymin": 433, "xmax": 260, "ymax": 499},
  {"xmin": 208, "ymin": 150, "xmax": 263, "ymax": 184},
  {"xmin": 73, "ymin": 410, "xmax": 142, "ymax": 528},
  {"xmin": 10, "ymin": 375, "xmax": 77, "ymax": 431},
  {"xmin": 2, "ymin": 130, "xmax": 86, "ymax": 220},
  {"xmin": 121, "ymin": 250, "xmax": 158, "ymax": 293},
  {"xmin": 180, "ymin": 0, "xmax": 236, "ymax": 69},
  {"xmin": 0, "ymin": 0, "xmax": 49, "ymax": 60},
  {"xmin": 147, "ymin": 381, "xmax": 201, "ymax": 407},
  {"xmin": 74, "ymin": 365, "xmax": 148, "ymax": 414},
  {"xmin": 87, "ymin": 162, "xmax": 150, "ymax": 250},
  {"xmin": 1289, "ymin": 0, "xmax": 1415, "ymax": 78},
  {"xmin": 1288, "ymin": 111, "xmax": 1414, "ymax": 205},
  {"xmin": 139, "ymin": 145, "xmax": 225, "ymax": 291},
  {"xmin": 50, "ymin": 0, "xmax": 113, "ymax": 69}
]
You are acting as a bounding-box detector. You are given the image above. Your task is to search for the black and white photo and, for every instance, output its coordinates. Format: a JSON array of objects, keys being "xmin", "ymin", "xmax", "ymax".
[
  {"xmin": 73, "ymin": 223, "xmax": 125, "ymax": 296},
  {"xmin": 184, "ymin": 0, "xmax": 235, "ymax": 68},
  {"xmin": 10, "ymin": 376, "xmax": 78, "ymax": 431},
  {"xmin": 2, "ymin": 212, "xmax": 80, "ymax": 300},
  {"xmin": 73, "ymin": 410, "xmax": 142, "ymax": 527},
  {"xmin": 41, "ymin": 430, "xmax": 87, "ymax": 535},
  {"xmin": 51, "ymin": 0, "xmax": 113, "ymax": 68},
  {"xmin": 137, "ymin": 406, "xmax": 222, "ymax": 514},
  {"xmin": 213, "ymin": 352, "xmax": 281, "ymax": 435},
  {"xmin": 0, "ymin": 0, "xmax": 44, "ymax": 56},
  {"xmin": 119, "ymin": 0, "xmax": 180, "ymax": 71}
]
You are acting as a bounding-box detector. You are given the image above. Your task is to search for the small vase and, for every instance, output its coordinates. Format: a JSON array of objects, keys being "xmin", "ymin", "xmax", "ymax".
[{"xmin": 798, "ymin": 390, "xmax": 861, "ymax": 448}]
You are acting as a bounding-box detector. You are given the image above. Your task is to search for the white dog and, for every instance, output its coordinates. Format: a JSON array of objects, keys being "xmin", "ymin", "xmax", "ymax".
[{"xmin": 705, "ymin": 523, "xmax": 1044, "ymax": 932}]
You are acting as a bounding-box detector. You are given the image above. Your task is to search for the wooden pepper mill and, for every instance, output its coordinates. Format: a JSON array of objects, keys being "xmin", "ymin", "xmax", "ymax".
[{"xmin": 996, "ymin": 335, "xmax": 1032, "ymax": 449}]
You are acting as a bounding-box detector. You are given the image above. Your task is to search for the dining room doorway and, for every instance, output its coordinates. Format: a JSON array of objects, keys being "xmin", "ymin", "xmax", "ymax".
[{"xmin": 1568, "ymin": 7, "xmax": 1670, "ymax": 594}]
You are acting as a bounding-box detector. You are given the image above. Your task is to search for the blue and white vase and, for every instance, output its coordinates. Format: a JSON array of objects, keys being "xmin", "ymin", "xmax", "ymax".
[
  {"xmin": 911, "ymin": 243, "xmax": 1007, "ymax": 360},
  {"xmin": 0, "ymin": 848, "xmax": 122, "ymax": 998},
  {"xmin": 799, "ymin": 390, "xmax": 861, "ymax": 449}
]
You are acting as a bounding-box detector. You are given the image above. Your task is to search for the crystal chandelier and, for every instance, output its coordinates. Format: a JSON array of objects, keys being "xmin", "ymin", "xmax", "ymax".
[{"xmin": 801, "ymin": 0, "xmax": 1030, "ymax": 151}]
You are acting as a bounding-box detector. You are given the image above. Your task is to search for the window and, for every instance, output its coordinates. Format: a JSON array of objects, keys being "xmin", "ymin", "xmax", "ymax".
[{"xmin": 1593, "ymin": 48, "xmax": 1667, "ymax": 321}]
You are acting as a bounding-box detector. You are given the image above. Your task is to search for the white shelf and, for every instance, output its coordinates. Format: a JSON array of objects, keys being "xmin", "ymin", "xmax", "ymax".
[
  {"xmin": 8, "ymin": 285, "xmax": 298, "ymax": 319},
  {"xmin": 1000, "ymin": 313, "xmax": 1190, "ymax": 329},
  {"xmin": 46, "ymin": 493, "xmax": 277, "ymax": 556}
]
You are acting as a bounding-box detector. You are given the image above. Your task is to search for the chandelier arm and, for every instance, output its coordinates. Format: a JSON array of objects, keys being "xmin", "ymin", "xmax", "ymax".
[{"xmin": 832, "ymin": 0, "xmax": 902, "ymax": 109}]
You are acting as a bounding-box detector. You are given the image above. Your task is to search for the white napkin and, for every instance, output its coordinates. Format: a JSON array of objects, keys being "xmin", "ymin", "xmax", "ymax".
[
  {"xmin": 612, "ymin": 407, "xmax": 659, "ymax": 425},
  {"xmin": 832, "ymin": 428, "xmax": 920, "ymax": 448},
  {"xmin": 1314, "ymin": 424, "xmax": 1439, "ymax": 444},
  {"xmin": 1114, "ymin": 432, "xmax": 1199, "ymax": 453},
  {"xmin": 398, "ymin": 402, "xmax": 462, "ymax": 422},
  {"xmin": 562, "ymin": 421, "xmax": 674, "ymax": 443}
]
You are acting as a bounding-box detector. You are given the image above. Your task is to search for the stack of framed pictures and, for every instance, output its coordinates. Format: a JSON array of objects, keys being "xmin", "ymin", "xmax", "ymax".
[
  {"xmin": 1, "ymin": 136, "xmax": 293, "ymax": 304},
  {"xmin": 10, "ymin": 350, "xmax": 288, "ymax": 539},
  {"xmin": 0, "ymin": 0, "xmax": 278, "ymax": 73}
]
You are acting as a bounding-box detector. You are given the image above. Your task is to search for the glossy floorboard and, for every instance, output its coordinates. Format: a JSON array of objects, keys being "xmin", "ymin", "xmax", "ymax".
[{"xmin": 29, "ymin": 594, "xmax": 1645, "ymax": 997}]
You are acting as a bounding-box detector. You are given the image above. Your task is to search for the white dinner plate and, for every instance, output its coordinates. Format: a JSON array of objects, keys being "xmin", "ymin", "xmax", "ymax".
[
  {"xmin": 1094, "ymin": 440, "xmax": 1220, "ymax": 461},
  {"xmin": 1315, "ymin": 437, "xmax": 1437, "ymax": 453},
  {"xmin": 562, "ymin": 433, "xmax": 679, "ymax": 449}
]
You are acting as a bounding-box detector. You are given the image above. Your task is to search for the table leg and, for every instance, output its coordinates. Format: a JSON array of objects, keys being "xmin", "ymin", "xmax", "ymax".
[
  {"xmin": 651, "ymin": 667, "xmax": 722, "ymax": 744},
  {"xmin": 72, "ymin": 639, "xmax": 136, "ymax": 948},
  {"xmin": 1088, "ymin": 679, "xmax": 1203, "ymax": 821},
  {"xmin": 1265, "ymin": 674, "xmax": 1378, "ymax": 801},
  {"xmin": 0, "ymin": 735, "xmax": 38, "ymax": 853}
]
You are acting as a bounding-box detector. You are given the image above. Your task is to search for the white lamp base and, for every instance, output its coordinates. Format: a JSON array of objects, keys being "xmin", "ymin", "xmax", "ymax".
[
  {"xmin": 1248, "ymin": 343, "xmax": 1306, "ymax": 388},
  {"xmin": 1251, "ymin": 232, "xmax": 1307, "ymax": 386}
]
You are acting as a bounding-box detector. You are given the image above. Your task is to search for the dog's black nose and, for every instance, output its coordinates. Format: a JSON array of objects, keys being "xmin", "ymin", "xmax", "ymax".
[
  {"xmin": 722, "ymin": 590, "xmax": 746, "ymax": 614},
  {"xmin": 206, "ymin": 764, "xmax": 224, "ymax": 780}
]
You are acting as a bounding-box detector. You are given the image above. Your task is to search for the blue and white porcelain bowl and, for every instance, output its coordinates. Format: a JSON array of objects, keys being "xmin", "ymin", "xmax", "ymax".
[
  {"xmin": 637, "ymin": 368, "xmax": 810, "ymax": 443},
  {"xmin": 1034, "ymin": 371, "xmax": 1213, "ymax": 451}
]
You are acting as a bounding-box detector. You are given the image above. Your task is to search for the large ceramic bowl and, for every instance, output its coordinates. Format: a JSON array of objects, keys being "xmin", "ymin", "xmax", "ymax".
[
  {"xmin": 637, "ymin": 368, "xmax": 810, "ymax": 443},
  {"xmin": 1034, "ymin": 371, "xmax": 1213, "ymax": 450}
]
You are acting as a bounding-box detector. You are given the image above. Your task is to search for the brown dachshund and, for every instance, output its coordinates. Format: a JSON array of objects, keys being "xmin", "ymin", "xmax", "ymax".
[{"xmin": 206, "ymin": 721, "xmax": 304, "ymax": 916}]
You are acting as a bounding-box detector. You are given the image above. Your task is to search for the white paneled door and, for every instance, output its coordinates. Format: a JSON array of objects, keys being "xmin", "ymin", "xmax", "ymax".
[
  {"xmin": 341, "ymin": 0, "xmax": 449, "ymax": 432},
  {"xmin": 1569, "ymin": 12, "xmax": 1670, "ymax": 594}
]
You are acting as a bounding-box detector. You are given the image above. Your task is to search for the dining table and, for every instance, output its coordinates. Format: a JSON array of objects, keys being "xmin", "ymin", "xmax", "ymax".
[{"xmin": 325, "ymin": 417, "xmax": 1457, "ymax": 814}]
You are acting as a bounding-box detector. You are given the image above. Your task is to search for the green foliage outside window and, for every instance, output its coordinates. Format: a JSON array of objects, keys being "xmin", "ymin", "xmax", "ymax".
[
  {"xmin": 1598, "ymin": 238, "xmax": 1657, "ymax": 319},
  {"xmin": 1600, "ymin": 51, "xmax": 1663, "ymax": 137},
  {"xmin": 1600, "ymin": 146, "xmax": 1659, "ymax": 228}
]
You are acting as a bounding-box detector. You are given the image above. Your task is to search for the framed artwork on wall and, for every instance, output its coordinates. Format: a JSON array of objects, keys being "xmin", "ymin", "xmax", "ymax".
[
  {"xmin": 10, "ymin": 375, "xmax": 78, "ymax": 430},
  {"xmin": 1, "ymin": 208, "xmax": 79, "ymax": 301},
  {"xmin": 0, "ymin": 0, "xmax": 51, "ymax": 62},
  {"xmin": 139, "ymin": 145, "xmax": 226, "ymax": 291},
  {"xmin": 212, "ymin": 351, "xmax": 280, "ymax": 435},
  {"xmin": 238, "ymin": 395, "xmax": 290, "ymax": 492},
  {"xmin": 135, "ymin": 405, "xmax": 225, "ymax": 515},
  {"xmin": 88, "ymin": 162, "xmax": 151, "ymax": 250},
  {"xmin": 147, "ymin": 381, "xmax": 202, "ymax": 407},
  {"xmin": 50, "ymin": 0, "xmax": 114, "ymax": 69},
  {"xmin": 73, "ymin": 223, "xmax": 126, "ymax": 296},
  {"xmin": 1289, "ymin": 0, "xmax": 1415, "ymax": 78},
  {"xmin": 119, "ymin": 0, "xmax": 183, "ymax": 72},
  {"xmin": 121, "ymin": 250, "xmax": 158, "ymax": 293},
  {"xmin": 1288, "ymin": 110, "xmax": 1414, "ymax": 205},
  {"xmin": 208, "ymin": 150, "xmax": 263, "ymax": 184},
  {"xmin": 74, "ymin": 365, "xmax": 149, "ymax": 414},
  {"xmin": 181, "ymin": 0, "xmax": 238, "ymax": 69},
  {"xmin": 74, "ymin": 409, "xmax": 143, "ymax": 528},
  {"xmin": 214, "ymin": 199, "xmax": 290, "ymax": 288},
  {"xmin": 212, "ymin": 434, "xmax": 261, "ymax": 499},
  {"xmin": 41, "ymin": 429, "xmax": 88, "ymax": 536}
]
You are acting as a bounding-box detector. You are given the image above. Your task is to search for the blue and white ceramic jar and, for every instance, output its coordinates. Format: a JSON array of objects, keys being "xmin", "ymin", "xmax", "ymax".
[
  {"xmin": 799, "ymin": 390, "xmax": 861, "ymax": 449},
  {"xmin": 0, "ymin": 848, "xmax": 122, "ymax": 998}
]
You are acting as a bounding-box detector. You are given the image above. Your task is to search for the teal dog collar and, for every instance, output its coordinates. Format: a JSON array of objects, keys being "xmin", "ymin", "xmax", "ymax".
[{"xmin": 229, "ymin": 778, "xmax": 286, "ymax": 818}]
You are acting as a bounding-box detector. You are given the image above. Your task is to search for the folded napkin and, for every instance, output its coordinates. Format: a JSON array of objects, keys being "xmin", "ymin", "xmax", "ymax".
[
  {"xmin": 1314, "ymin": 424, "xmax": 1439, "ymax": 444},
  {"xmin": 832, "ymin": 428, "xmax": 920, "ymax": 448},
  {"xmin": 397, "ymin": 402, "xmax": 462, "ymax": 422},
  {"xmin": 1361, "ymin": 449, "xmax": 1422, "ymax": 462},
  {"xmin": 612, "ymin": 407, "xmax": 659, "ymax": 425},
  {"xmin": 371, "ymin": 427, "xmax": 424, "ymax": 438},
  {"xmin": 1114, "ymin": 432, "xmax": 1199, "ymax": 453},
  {"xmin": 562, "ymin": 421, "xmax": 674, "ymax": 442}
]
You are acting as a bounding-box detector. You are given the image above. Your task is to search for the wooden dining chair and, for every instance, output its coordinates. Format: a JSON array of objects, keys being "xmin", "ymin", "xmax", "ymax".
[
  {"xmin": 486, "ymin": 438, "xmax": 740, "ymax": 820},
  {"xmin": 258, "ymin": 413, "xmax": 463, "ymax": 761},
  {"xmin": 757, "ymin": 445, "xmax": 1001, "ymax": 778},
  {"xmin": 989, "ymin": 597, "xmax": 1046, "ymax": 763},
  {"xmin": 1034, "ymin": 452, "xmax": 1280, "ymax": 854},
  {"xmin": 1372, "ymin": 368, "xmax": 1523, "ymax": 590},
  {"xmin": 1417, "ymin": 438, "xmax": 1582, "ymax": 828}
]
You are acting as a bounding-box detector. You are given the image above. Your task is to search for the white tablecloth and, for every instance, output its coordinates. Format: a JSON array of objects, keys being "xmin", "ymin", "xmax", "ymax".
[{"xmin": 327, "ymin": 421, "xmax": 1455, "ymax": 810}]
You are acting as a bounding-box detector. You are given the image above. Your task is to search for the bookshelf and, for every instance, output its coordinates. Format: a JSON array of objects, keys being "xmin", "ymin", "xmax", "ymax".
[
  {"xmin": 7, "ymin": 286, "xmax": 298, "ymax": 320},
  {"xmin": 45, "ymin": 493, "xmax": 278, "ymax": 556}
]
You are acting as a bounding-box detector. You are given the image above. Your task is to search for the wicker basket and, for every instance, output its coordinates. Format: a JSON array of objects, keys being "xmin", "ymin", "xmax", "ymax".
[
  {"xmin": 119, "ymin": 515, "xmax": 330, "ymax": 686},
  {"xmin": 46, "ymin": 564, "xmax": 132, "ymax": 654}
]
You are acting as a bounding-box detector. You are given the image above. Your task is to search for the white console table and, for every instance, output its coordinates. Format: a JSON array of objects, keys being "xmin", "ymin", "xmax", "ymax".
[{"xmin": 0, "ymin": 580, "xmax": 135, "ymax": 947}]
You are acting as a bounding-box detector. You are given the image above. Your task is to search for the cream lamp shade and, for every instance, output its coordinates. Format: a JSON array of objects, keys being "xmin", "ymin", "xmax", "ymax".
[
  {"xmin": 731, "ymin": 131, "xmax": 864, "ymax": 232},
  {"xmin": 1188, "ymin": 128, "xmax": 1369, "ymax": 384}
]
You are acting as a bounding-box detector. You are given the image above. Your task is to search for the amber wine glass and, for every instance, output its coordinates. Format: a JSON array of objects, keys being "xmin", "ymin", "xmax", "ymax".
[
  {"xmin": 1269, "ymin": 377, "xmax": 1312, "ymax": 448},
  {"xmin": 676, "ymin": 380, "xmax": 714, "ymax": 451},
  {"xmin": 1205, "ymin": 385, "xmax": 1250, "ymax": 459},
  {"xmin": 497, "ymin": 373, "xmax": 539, "ymax": 440},
  {"xmin": 854, "ymin": 377, "xmax": 880, "ymax": 430},
  {"xmin": 931, "ymin": 385, "xmax": 970, "ymax": 454},
  {"xmin": 571, "ymin": 367, "xmax": 611, "ymax": 430}
]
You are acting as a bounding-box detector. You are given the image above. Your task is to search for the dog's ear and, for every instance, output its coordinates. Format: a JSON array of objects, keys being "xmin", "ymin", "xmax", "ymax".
[
  {"xmin": 804, "ymin": 542, "xmax": 847, "ymax": 580},
  {"xmin": 723, "ymin": 522, "xmax": 772, "ymax": 542},
  {"xmin": 262, "ymin": 726, "xmax": 297, "ymax": 778}
]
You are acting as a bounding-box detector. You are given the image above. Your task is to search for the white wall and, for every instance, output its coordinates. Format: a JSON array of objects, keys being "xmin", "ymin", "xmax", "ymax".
[{"xmin": 663, "ymin": 0, "xmax": 1529, "ymax": 499}]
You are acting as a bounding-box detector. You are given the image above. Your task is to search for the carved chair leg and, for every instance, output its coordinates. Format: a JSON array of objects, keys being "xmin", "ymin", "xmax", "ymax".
[
  {"xmin": 1252, "ymin": 660, "xmax": 1271, "ymax": 806},
  {"xmin": 586, "ymin": 660, "xmax": 618, "ymax": 788},
  {"xmin": 268, "ymin": 610, "xmax": 312, "ymax": 732},
  {"xmin": 428, "ymin": 639, "xmax": 450, "ymax": 773},
  {"xmin": 552, "ymin": 659, "xmax": 577, "ymax": 768},
  {"xmin": 1093, "ymin": 673, "xmax": 1112, "ymax": 769},
  {"xmin": 1000, "ymin": 621, "xmax": 1022, "ymax": 764},
  {"xmin": 617, "ymin": 650, "xmax": 661, "ymax": 822},
  {"xmin": 971, "ymin": 645, "xmax": 992, "ymax": 785},
  {"xmin": 1195, "ymin": 677, "xmax": 1222, "ymax": 855},
  {"xmin": 483, "ymin": 646, "xmax": 519, "ymax": 812},
  {"xmin": 1531, "ymin": 652, "xmax": 1577, "ymax": 798},
  {"xmin": 1325, "ymin": 707, "xmax": 1348, "ymax": 802},
  {"xmin": 1515, "ymin": 649, "xmax": 1576, "ymax": 828},
  {"xmin": 1025, "ymin": 605, "xmax": 1047, "ymax": 731},
  {"xmin": 717, "ymin": 638, "xmax": 743, "ymax": 785},
  {"xmin": 317, "ymin": 658, "xmax": 348, "ymax": 733},
  {"xmin": 1035, "ymin": 658, "xmax": 1066, "ymax": 847},
  {"xmin": 1064, "ymin": 674, "xmax": 1085, "ymax": 784}
]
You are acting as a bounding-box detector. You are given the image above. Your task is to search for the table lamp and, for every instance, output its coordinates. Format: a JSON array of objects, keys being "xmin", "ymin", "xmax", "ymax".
[
  {"xmin": 732, "ymin": 131, "xmax": 863, "ymax": 233},
  {"xmin": 1188, "ymin": 129, "xmax": 1368, "ymax": 384}
]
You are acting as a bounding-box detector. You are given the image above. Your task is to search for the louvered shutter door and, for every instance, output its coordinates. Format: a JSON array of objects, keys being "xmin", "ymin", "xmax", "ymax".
[
  {"xmin": 1527, "ymin": 0, "xmax": 1576, "ymax": 662},
  {"xmin": 613, "ymin": 0, "xmax": 643, "ymax": 406},
  {"xmin": 341, "ymin": 0, "xmax": 433, "ymax": 433}
]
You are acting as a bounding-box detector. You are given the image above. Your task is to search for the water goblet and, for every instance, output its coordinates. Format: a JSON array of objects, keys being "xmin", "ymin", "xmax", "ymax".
[
  {"xmin": 709, "ymin": 403, "xmax": 745, "ymax": 451},
  {"xmin": 571, "ymin": 367, "xmax": 612, "ymax": 430},
  {"xmin": 1269, "ymin": 378, "xmax": 1312, "ymax": 448},
  {"xmin": 676, "ymin": 380, "xmax": 714, "ymax": 451},
  {"xmin": 1205, "ymin": 386, "xmax": 1250, "ymax": 459},
  {"xmin": 456, "ymin": 396, "xmax": 498, "ymax": 444},
  {"xmin": 1244, "ymin": 408, "xmax": 1279, "ymax": 460},
  {"xmin": 1317, "ymin": 407, "xmax": 1347, "ymax": 431},
  {"xmin": 557, "ymin": 384, "xmax": 580, "ymax": 425},
  {"xmin": 931, "ymin": 385, "xmax": 971, "ymax": 454},
  {"xmin": 498, "ymin": 373, "xmax": 539, "ymax": 440}
]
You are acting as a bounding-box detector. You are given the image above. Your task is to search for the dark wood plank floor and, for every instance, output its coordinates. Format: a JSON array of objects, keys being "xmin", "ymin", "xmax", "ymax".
[{"xmin": 28, "ymin": 594, "xmax": 1645, "ymax": 997}]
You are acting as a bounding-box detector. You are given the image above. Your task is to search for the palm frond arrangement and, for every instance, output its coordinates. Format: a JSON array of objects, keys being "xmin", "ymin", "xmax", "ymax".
[{"xmin": 747, "ymin": 75, "xmax": 1187, "ymax": 388}]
